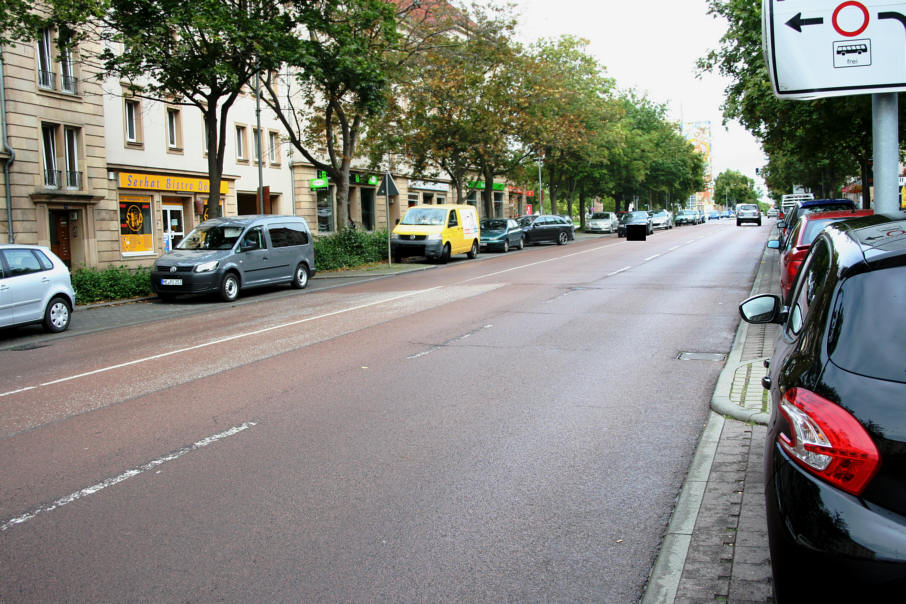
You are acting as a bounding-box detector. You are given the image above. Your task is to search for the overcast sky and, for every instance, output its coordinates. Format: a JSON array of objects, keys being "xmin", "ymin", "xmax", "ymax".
[{"xmin": 510, "ymin": 0, "xmax": 769, "ymax": 196}]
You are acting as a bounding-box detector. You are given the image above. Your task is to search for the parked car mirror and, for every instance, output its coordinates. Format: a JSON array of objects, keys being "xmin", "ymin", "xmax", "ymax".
[
  {"xmin": 739, "ymin": 294, "xmax": 785, "ymax": 324},
  {"xmin": 767, "ymin": 239, "xmax": 781, "ymax": 250},
  {"xmin": 777, "ymin": 221, "xmax": 786, "ymax": 229}
]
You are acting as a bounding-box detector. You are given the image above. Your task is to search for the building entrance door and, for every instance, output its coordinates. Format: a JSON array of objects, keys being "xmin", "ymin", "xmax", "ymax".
[
  {"xmin": 162, "ymin": 203, "xmax": 185, "ymax": 252},
  {"xmin": 49, "ymin": 210, "xmax": 72, "ymax": 267}
]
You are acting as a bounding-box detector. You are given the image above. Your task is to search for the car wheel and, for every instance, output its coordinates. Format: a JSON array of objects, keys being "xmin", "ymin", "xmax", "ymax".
[
  {"xmin": 467, "ymin": 240, "xmax": 478, "ymax": 259},
  {"xmin": 518, "ymin": 236, "xmax": 524, "ymax": 250},
  {"xmin": 291, "ymin": 263, "xmax": 309, "ymax": 289},
  {"xmin": 502, "ymin": 240, "xmax": 509, "ymax": 253},
  {"xmin": 557, "ymin": 231, "xmax": 568, "ymax": 245},
  {"xmin": 392, "ymin": 254, "xmax": 402, "ymax": 263},
  {"xmin": 42, "ymin": 296, "xmax": 71, "ymax": 333},
  {"xmin": 220, "ymin": 272, "xmax": 240, "ymax": 302},
  {"xmin": 736, "ymin": 220, "xmax": 742, "ymax": 226},
  {"xmin": 757, "ymin": 219, "xmax": 762, "ymax": 226},
  {"xmin": 438, "ymin": 243, "xmax": 451, "ymax": 264}
]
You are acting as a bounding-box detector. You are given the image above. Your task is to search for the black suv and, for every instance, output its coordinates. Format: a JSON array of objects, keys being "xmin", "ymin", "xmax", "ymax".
[{"xmin": 739, "ymin": 215, "xmax": 906, "ymax": 600}]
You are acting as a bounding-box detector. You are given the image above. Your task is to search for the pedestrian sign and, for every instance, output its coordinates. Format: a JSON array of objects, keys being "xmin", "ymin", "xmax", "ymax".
[{"xmin": 763, "ymin": 0, "xmax": 906, "ymax": 99}]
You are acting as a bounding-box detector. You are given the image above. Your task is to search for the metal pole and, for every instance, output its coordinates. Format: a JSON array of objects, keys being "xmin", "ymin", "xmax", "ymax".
[
  {"xmin": 872, "ymin": 93, "xmax": 901, "ymax": 217},
  {"xmin": 537, "ymin": 156, "xmax": 543, "ymax": 214},
  {"xmin": 255, "ymin": 69, "xmax": 264, "ymax": 214}
]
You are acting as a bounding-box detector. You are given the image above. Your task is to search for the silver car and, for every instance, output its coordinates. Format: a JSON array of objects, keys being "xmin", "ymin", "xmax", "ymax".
[
  {"xmin": 586, "ymin": 211, "xmax": 619, "ymax": 233},
  {"xmin": 0, "ymin": 244, "xmax": 76, "ymax": 333}
]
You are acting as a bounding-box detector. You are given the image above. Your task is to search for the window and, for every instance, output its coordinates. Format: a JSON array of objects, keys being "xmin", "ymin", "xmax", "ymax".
[
  {"xmin": 252, "ymin": 128, "xmax": 261, "ymax": 164},
  {"xmin": 59, "ymin": 45, "xmax": 77, "ymax": 94},
  {"xmin": 64, "ymin": 127, "xmax": 80, "ymax": 189},
  {"xmin": 317, "ymin": 188, "xmax": 334, "ymax": 233},
  {"xmin": 268, "ymin": 223, "xmax": 309, "ymax": 247},
  {"xmin": 37, "ymin": 28, "xmax": 55, "ymax": 89},
  {"xmin": 407, "ymin": 192, "xmax": 419, "ymax": 207},
  {"xmin": 124, "ymin": 98, "xmax": 142, "ymax": 145},
  {"xmin": 41, "ymin": 123, "xmax": 58, "ymax": 188},
  {"xmin": 235, "ymin": 124, "xmax": 247, "ymax": 160},
  {"xmin": 448, "ymin": 210, "xmax": 458, "ymax": 227},
  {"xmin": 1, "ymin": 249, "xmax": 46, "ymax": 276},
  {"xmin": 166, "ymin": 107, "xmax": 182, "ymax": 151},
  {"xmin": 268, "ymin": 131, "xmax": 280, "ymax": 165}
]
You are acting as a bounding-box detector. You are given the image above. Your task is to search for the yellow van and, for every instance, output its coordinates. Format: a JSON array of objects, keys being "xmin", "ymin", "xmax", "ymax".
[{"xmin": 391, "ymin": 204, "xmax": 480, "ymax": 263}]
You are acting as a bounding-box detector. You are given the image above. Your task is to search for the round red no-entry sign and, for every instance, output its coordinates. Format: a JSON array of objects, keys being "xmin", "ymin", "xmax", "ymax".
[{"xmin": 833, "ymin": 1, "xmax": 870, "ymax": 36}]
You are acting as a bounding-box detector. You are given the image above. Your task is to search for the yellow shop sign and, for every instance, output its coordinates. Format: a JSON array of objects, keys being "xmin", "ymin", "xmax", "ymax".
[{"xmin": 119, "ymin": 172, "xmax": 229, "ymax": 194}]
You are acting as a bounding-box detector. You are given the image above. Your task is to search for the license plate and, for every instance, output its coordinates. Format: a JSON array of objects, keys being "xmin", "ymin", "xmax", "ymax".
[{"xmin": 160, "ymin": 278, "xmax": 182, "ymax": 286}]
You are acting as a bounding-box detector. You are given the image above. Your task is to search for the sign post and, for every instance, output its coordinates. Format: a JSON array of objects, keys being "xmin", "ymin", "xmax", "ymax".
[{"xmin": 763, "ymin": 0, "xmax": 906, "ymax": 216}]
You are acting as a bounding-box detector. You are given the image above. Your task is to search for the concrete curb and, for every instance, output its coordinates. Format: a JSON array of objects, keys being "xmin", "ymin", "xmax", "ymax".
[
  {"xmin": 642, "ymin": 235, "xmax": 776, "ymax": 602},
  {"xmin": 641, "ymin": 410, "xmax": 726, "ymax": 604},
  {"xmin": 709, "ymin": 242, "xmax": 776, "ymax": 426}
]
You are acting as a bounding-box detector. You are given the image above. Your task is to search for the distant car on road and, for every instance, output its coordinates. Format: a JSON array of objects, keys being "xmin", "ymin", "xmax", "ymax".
[
  {"xmin": 479, "ymin": 218, "xmax": 524, "ymax": 252},
  {"xmin": 736, "ymin": 203, "xmax": 761, "ymax": 226},
  {"xmin": 675, "ymin": 209, "xmax": 699, "ymax": 226},
  {"xmin": 708, "ymin": 210, "xmax": 720, "ymax": 221},
  {"xmin": 650, "ymin": 210, "xmax": 674, "ymax": 230},
  {"xmin": 518, "ymin": 214, "xmax": 573, "ymax": 245},
  {"xmin": 585, "ymin": 211, "xmax": 619, "ymax": 233},
  {"xmin": 0, "ymin": 243, "xmax": 75, "ymax": 333},
  {"xmin": 767, "ymin": 208, "xmax": 779, "ymax": 218},
  {"xmin": 739, "ymin": 214, "xmax": 906, "ymax": 602},
  {"xmin": 617, "ymin": 211, "xmax": 654, "ymax": 237}
]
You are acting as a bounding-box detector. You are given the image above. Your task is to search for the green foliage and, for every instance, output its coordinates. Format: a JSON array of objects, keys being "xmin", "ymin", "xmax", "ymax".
[
  {"xmin": 314, "ymin": 227, "xmax": 388, "ymax": 271},
  {"xmin": 71, "ymin": 265, "xmax": 153, "ymax": 304}
]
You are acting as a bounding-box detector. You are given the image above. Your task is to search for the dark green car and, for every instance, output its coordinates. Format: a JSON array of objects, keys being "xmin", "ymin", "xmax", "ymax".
[{"xmin": 479, "ymin": 218, "xmax": 524, "ymax": 252}]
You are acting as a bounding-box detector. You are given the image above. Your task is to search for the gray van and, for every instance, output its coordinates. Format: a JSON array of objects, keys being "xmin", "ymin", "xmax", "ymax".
[{"xmin": 151, "ymin": 215, "xmax": 315, "ymax": 302}]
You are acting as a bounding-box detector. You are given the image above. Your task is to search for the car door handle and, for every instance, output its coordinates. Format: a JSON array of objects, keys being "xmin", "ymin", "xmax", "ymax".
[{"xmin": 761, "ymin": 376, "xmax": 772, "ymax": 390}]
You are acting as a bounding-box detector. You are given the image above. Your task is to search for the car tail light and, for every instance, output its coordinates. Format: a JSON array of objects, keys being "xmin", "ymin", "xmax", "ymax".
[{"xmin": 778, "ymin": 388, "xmax": 880, "ymax": 496}]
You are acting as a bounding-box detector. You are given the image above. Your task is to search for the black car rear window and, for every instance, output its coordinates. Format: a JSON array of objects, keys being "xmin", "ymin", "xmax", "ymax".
[{"xmin": 828, "ymin": 265, "xmax": 906, "ymax": 383}]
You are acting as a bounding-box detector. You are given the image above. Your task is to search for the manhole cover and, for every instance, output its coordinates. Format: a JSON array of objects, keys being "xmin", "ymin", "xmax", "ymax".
[{"xmin": 677, "ymin": 352, "xmax": 727, "ymax": 361}]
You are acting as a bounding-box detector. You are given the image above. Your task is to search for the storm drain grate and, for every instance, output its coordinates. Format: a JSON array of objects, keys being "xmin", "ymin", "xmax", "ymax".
[{"xmin": 676, "ymin": 351, "xmax": 727, "ymax": 361}]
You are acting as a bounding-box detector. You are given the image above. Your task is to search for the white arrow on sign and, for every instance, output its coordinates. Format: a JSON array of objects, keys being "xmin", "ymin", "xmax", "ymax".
[{"xmin": 763, "ymin": 0, "xmax": 906, "ymax": 99}]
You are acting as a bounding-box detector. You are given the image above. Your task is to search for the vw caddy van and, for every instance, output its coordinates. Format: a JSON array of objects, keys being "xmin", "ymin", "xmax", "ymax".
[
  {"xmin": 151, "ymin": 215, "xmax": 315, "ymax": 302},
  {"xmin": 391, "ymin": 204, "xmax": 480, "ymax": 264}
]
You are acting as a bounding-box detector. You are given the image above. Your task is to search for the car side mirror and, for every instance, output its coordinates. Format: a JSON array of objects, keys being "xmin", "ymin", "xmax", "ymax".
[
  {"xmin": 767, "ymin": 239, "xmax": 781, "ymax": 250},
  {"xmin": 739, "ymin": 294, "xmax": 786, "ymax": 324},
  {"xmin": 777, "ymin": 221, "xmax": 786, "ymax": 229}
]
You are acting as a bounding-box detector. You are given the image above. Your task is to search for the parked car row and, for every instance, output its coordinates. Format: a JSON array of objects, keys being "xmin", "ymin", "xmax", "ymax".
[{"xmin": 740, "ymin": 205, "xmax": 903, "ymax": 601}]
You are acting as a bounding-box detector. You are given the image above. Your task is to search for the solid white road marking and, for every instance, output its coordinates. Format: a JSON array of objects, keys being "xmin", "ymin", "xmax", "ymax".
[
  {"xmin": 1, "ymin": 421, "xmax": 257, "ymax": 532},
  {"xmin": 0, "ymin": 288, "xmax": 440, "ymax": 398}
]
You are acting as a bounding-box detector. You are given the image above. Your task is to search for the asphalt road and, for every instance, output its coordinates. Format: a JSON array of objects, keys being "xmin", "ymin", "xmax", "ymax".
[{"xmin": 0, "ymin": 220, "xmax": 769, "ymax": 602}]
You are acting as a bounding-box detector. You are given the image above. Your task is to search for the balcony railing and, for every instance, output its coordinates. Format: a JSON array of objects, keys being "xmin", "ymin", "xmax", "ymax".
[
  {"xmin": 61, "ymin": 75, "xmax": 79, "ymax": 95},
  {"xmin": 65, "ymin": 170, "xmax": 82, "ymax": 189},
  {"xmin": 38, "ymin": 70, "xmax": 56, "ymax": 90},
  {"xmin": 44, "ymin": 169, "xmax": 61, "ymax": 188}
]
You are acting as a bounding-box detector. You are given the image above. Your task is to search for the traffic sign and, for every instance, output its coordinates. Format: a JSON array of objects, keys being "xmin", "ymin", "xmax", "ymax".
[{"xmin": 764, "ymin": 0, "xmax": 906, "ymax": 99}]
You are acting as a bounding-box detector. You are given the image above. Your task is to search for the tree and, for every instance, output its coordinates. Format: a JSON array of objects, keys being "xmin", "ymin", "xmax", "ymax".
[
  {"xmin": 714, "ymin": 169, "xmax": 758, "ymax": 208},
  {"xmin": 99, "ymin": 0, "xmax": 301, "ymax": 218},
  {"xmin": 521, "ymin": 36, "xmax": 623, "ymax": 221},
  {"xmin": 260, "ymin": 0, "xmax": 419, "ymax": 229},
  {"xmin": 699, "ymin": 0, "xmax": 906, "ymax": 208},
  {"xmin": 385, "ymin": 2, "xmax": 514, "ymax": 207},
  {"xmin": 1, "ymin": 0, "xmax": 103, "ymax": 48}
]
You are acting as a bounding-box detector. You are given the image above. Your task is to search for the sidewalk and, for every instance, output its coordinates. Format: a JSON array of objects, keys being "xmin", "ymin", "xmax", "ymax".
[{"xmin": 643, "ymin": 242, "xmax": 780, "ymax": 603}]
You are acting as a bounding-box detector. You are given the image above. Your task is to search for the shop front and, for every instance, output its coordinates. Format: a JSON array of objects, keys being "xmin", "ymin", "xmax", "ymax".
[{"xmin": 115, "ymin": 170, "xmax": 231, "ymax": 262}]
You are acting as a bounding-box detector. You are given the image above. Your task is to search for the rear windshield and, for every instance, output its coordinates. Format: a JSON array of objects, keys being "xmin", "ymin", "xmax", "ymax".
[
  {"xmin": 829, "ymin": 265, "xmax": 906, "ymax": 383},
  {"xmin": 590, "ymin": 213, "xmax": 610, "ymax": 219}
]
